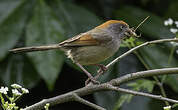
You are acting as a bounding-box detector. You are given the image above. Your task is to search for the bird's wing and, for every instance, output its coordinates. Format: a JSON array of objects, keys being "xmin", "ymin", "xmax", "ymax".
[{"xmin": 59, "ymin": 32, "xmax": 100, "ymax": 47}]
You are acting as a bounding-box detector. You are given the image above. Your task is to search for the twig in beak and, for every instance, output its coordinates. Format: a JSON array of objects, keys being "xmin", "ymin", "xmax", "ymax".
[{"xmin": 134, "ymin": 16, "xmax": 150, "ymax": 32}]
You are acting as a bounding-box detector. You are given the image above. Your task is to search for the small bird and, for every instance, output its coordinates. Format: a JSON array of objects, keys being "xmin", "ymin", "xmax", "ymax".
[{"xmin": 10, "ymin": 20, "xmax": 137, "ymax": 85}]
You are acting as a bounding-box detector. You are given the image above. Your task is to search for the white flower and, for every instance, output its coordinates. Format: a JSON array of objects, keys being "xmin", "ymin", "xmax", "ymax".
[
  {"xmin": 170, "ymin": 28, "xmax": 178, "ymax": 34},
  {"xmin": 0, "ymin": 86, "xmax": 8, "ymax": 94},
  {"xmin": 164, "ymin": 18, "xmax": 173, "ymax": 26},
  {"xmin": 176, "ymin": 50, "xmax": 178, "ymax": 54},
  {"xmin": 12, "ymin": 89, "xmax": 22, "ymax": 96},
  {"xmin": 175, "ymin": 21, "xmax": 178, "ymax": 28},
  {"xmin": 170, "ymin": 42, "xmax": 178, "ymax": 46},
  {"xmin": 11, "ymin": 84, "xmax": 22, "ymax": 89},
  {"xmin": 163, "ymin": 106, "xmax": 171, "ymax": 110},
  {"xmin": 21, "ymin": 88, "xmax": 29, "ymax": 94}
]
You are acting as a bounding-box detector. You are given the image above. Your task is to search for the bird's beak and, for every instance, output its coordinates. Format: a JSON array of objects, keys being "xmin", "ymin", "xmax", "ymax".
[{"xmin": 125, "ymin": 28, "xmax": 138, "ymax": 37}]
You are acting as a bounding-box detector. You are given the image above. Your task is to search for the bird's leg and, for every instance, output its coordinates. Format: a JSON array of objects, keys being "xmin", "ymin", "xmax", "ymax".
[
  {"xmin": 85, "ymin": 64, "xmax": 108, "ymax": 85},
  {"xmin": 75, "ymin": 63, "xmax": 100, "ymax": 85}
]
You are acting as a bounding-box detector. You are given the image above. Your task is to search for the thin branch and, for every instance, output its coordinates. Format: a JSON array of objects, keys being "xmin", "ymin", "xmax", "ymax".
[
  {"xmin": 109, "ymin": 68, "xmax": 178, "ymax": 86},
  {"xmin": 106, "ymin": 38, "xmax": 178, "ymax": 68},
  {"xmin": 106, "ymin": 85, "xmax": 178, "ymax": 104},
  {"xmin": 24, "ymin": 68, "xmax": 178, "ymax": 110},
  {"xmin": 72, "ymin": 93, "xmax": 106, "ymax": 110},
  {"xmin": 153, "ymin": 76, "xmax": 170, "ymax": 106}
]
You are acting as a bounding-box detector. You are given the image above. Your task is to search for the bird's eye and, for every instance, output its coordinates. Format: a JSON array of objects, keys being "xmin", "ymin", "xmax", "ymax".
[{"xmin": 120, "ymin": 26, "xmax": 124, "ymax": 30}]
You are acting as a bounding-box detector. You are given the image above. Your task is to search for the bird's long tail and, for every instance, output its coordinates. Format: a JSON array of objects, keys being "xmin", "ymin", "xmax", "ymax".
[{"xmin": 9, "ymin": 44, "xmax": 61, "ymax": 53}]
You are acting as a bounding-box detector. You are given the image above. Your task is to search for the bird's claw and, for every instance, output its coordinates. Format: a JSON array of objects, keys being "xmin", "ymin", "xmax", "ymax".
[{"xmin": 97, "ymin": 64, "xmax": 107, "ymax": 74}]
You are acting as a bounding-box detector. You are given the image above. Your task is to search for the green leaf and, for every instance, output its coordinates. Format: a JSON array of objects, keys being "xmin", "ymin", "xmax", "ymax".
[
  {"xmin": 139, "ymin": 45, "xmax": 178, "ymax": 68},
  {"xmin": 121, "ymin": 96, "xmax": 151, "ymax": 110},
  {"xmin": 113, "ymin": 94, "xmax": 133, "ymax": 110},
  {"xmin": 121, "ymin": 37, "xmax": 137, "ymax": 47},
  {"xmin": 0, "ymin": 0, "xmax": 21, "ymax": 22},
  {"xmin": 127, "ymin": 79, "xmax": 155, "ymax": 93},
  {"xmin": 51, "ymin": 1, "xmax": 102, "ymax": 37},
  {"xmin": 94, "ymin": 91, "xmax": 120, "ymax": 110},
  {"xmin": 0, "ymin": 0, "xmax": 35, "ymax": 61},
  {"xmin": 0, "ymin": 54, "xmax": 40, "ymax": 88},
  {"xmin": 164, "ymin": 75, "xmax": 178, "ymax": 92},
  {"xmin": 115, "ymin": 6, "xmax": 175, "ymax": 39},
  {"xmin": 172, "ymin": 104, "xmax": 178, "ymax": 108},
  {"xmin": 113, "ymin": 79, "xmax": 154, "ymax": 109},
  {"xmin": 26, "ymin": 0, "xmax": 65, "ymax": 90}
]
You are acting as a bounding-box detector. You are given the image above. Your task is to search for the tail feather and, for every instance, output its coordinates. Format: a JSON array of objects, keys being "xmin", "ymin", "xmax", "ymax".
[{"xmin": 9, "ymin": 44, "xmax": 60, "ymax": 53}]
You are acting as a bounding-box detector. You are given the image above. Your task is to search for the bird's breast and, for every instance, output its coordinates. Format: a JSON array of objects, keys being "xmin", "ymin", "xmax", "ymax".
[{"xmin": 68, "ymin": 39, "xmax": 121, "ymax": 65}]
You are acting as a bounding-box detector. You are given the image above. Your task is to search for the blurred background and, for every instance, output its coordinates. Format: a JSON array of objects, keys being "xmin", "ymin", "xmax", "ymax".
[{"xmin": 0, "ymin": 0, "xmax": 178, "ymax": 109}]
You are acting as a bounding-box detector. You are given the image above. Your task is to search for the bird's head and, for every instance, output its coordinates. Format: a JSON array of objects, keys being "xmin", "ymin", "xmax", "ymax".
[{"xmin": 96, "ymin": 20, "xmax": 137, "ymax": 39}]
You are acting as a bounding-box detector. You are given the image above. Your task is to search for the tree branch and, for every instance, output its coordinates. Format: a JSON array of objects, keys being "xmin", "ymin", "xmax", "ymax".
[
  {"xmin": 72, "ymin": 93, "xmax": 106, "ymax": 110},
  {"xmin": 106, "ymin": 38, "xmax": 178, "ymax": 68},
  {"xmin": 109, "ymin": 68, "xmax": 178, "ymax": 86},
  {"xmin": 106, "ymin": 85, "xmax": 178, "ymax": 104},
  {"xmin": 24, "ymin": 68, "xmax": 178, "ymax": 110}
]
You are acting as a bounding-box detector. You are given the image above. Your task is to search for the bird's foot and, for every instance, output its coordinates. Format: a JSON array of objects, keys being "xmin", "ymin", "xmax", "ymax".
[
  {"xmin": 96, "ymin": 64, "xmax": 108, "ymax": 74},
  {"xmin": 85, "ymin": 64, "xmax": 108, "ymax": 85}
]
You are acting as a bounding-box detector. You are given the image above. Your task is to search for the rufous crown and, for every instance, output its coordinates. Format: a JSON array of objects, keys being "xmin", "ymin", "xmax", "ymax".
[{"xmin": 95, "ymin": 20, "xmax": 128, "ymax": 29}]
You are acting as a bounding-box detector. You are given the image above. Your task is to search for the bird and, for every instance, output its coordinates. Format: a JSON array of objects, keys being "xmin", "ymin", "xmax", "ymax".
[{"xmin": 10, "ymin": 20, "xmax": 137, "ymax": 85}]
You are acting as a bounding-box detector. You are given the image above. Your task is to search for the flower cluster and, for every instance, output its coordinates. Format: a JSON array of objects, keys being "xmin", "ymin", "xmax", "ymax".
[
  {"xmin": 0, "ymin": 86, "xmax": 8, "ymax": 94},
  {"xmin": 164, "ymin": 18, "xmax": 178, "ymax": 55},
  {"xmin": 163, "ymin": 106, "xmax": 171, "ymax": 110},
  {"xmin": 0, "ymin": 84, "xmax": 29, "ymax": 110},
  {"xmin": 10, "ymin": 84, "xmax": 29, "ymax": 96},
  {"xmin": 164, "ymin": 18, "xmax": 178, "ymax": 34}
]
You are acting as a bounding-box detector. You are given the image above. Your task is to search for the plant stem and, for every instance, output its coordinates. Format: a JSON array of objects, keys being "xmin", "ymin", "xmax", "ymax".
[
  {"xmin": 168, "ymin": 46, "xmax": 176, "ymax": 65},
  {"xmin": 0, "ymin": 93, "xmax": 5, "ymax": 109}
]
